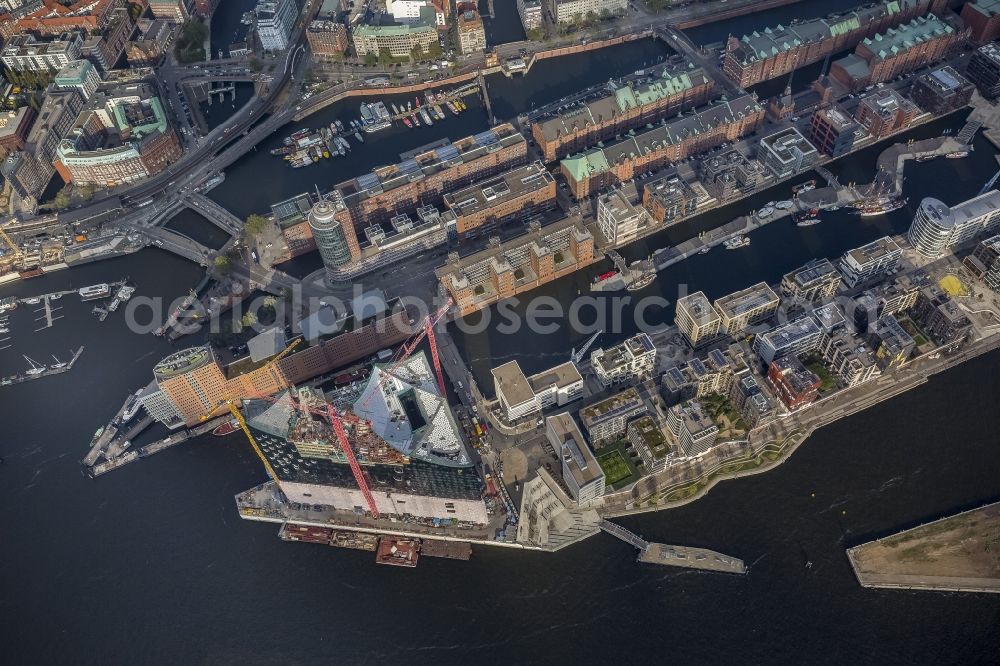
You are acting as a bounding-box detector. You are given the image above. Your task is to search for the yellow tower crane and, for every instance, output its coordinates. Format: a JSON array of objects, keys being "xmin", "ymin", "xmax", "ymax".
[{"xmin": 200, "ymin": 337, "xmax": 302, "ymax": 479}]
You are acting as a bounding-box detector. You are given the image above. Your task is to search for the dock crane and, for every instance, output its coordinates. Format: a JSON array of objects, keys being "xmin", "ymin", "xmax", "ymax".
[
  {"xmin": 360, "ymin": 298, "xmax": 453, "ymax": 411},
  {"xmin": 0, "ymin": 226, "xmax": 23, "ymax": 265},
  {"xmin": 234, "ymin": 385, "xmax": 383, "ymax": 518},
  {"xmin": 570, "ymin": 329, "xmax": 602, "ymax": 364},
  {"xmin": 199, "ymin": 337, "xmax": 302, "ymax": 481}
]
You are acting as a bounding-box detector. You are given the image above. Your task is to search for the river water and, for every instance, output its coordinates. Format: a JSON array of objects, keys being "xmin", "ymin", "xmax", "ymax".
[{"xmin": 2, "ymin": 16, "xmax": 999, "ymax": 663}]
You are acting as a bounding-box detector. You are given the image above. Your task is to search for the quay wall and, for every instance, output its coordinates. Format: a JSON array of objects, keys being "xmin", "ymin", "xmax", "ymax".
[{"xmin": 293, "ymin": 32, "xmax": 651, "ymax": 122}]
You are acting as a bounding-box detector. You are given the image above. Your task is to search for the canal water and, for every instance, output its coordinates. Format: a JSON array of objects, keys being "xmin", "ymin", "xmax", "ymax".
[
  {"xmin": 450, "ymin": 108, "xmax": 985, "ymax": 388},
  {"xmin": 208, "ymin": 38, "xmax": 672, "ymax": 218},
  {"xmin": 481, "ymin": 0, "xmax": 527, "ymax": 45},
  {"xmin": 681, "ymin": 0, "xmax": 870, "ymax": 45},
  {"xmin": 1, "ymin": 245, "xmax": 998, "ymax": 663}
]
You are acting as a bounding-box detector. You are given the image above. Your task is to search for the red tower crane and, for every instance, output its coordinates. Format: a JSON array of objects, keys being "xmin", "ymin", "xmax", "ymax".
[
  {"xmin": 234, "ymin": 387, "xmax": 381, "ymax": 518},
  {"xmin": 360, "ymin": 298, "xmax": 453, "ymax": 410}
]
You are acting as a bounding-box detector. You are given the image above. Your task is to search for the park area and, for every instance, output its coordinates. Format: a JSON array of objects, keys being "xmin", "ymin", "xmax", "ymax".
[{"xmin": 597, "ymin": 448, "xmax": 634, "ymax": 487}]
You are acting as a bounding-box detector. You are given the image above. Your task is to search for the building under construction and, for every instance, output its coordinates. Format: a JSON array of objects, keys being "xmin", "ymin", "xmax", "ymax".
[{"xmin": 241, "ymin": 353, "xmax": 488, "ymax": 525}]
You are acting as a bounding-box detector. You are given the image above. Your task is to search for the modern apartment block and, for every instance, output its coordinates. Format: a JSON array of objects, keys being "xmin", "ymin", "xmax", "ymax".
[
  {"xmin": 696, "ymin": 148, "xmax": 765, "ymax": 201},
  {"xmin": 492, "ymin": 360, "xmax": 584, "ymax": 421},
  {"xmin": 642, "ymin": 169, "xmax": 700, "ymax": 224},
  {"xmin": 722, "ymin": 0, "xmax": 934, "ymax": 87},
  {"xmin": 766, "ymin": 355, "xmax": 821, "ymax": 411},
  {"xmin": 436, "ymin": 217, "xmax": 595, "ymax": 317},
  {"xmin": 908, "ymin": 66, "xmax": 975, "ymax": 115},
  {"xmin": 809, "ymin": 106, "xmax": 860, "ymax": 157},
  {"xmin": 516, "ymin": 0, "xmax": 543, "ymax": 32},
  {"xmin": 756, "ymin": 127, "xmax": 819, "ymax": 178},
  {"xmin": 913, "ymin": 286, "xmax": 973, "ymax": 349},
  {"xmin": 753, "ymin": 316, "xmax": 824, "ymax": 365},
  {"xmin": 839, "ymin": 236, "xmax": 903, "ymax": 288},
  {"xmin": 965, "ymin": 42, "xmax": 1000, "ymax": 100},
  {"xmin": 665, "ymin": 400, "xmax": 718, "ymax": 456},
  {"xmin": 907, "ymin": 191, "xmax": 1000, "ymax": 258},
  {"xmin": 818, "ymin": 328, "xmax": 880, "ymax": 386},
  {"xmin": 867, "ymin": 314, "xmax": 916, "ymax": 370},
  {"xmin": 853, "ymin": 87, "xmax": 921, "ymax": 139},
  {"xmin": 662, "ymin": 346, "xmax": 748, "ymax": 408},
  {"xmin": 442, "ymin": 161, "xmax": 556, "ymax": 238},
  {"xmin": 780, "ymin": 258, "xmax": 843, "ymax": 303},
  {"xmin": 1, "ymin": 32, "xmax": 82, "ymax": 73},
  {"xmin": 675, "ymin": 291, "xmax": 721, "ymax": 347},
  {"xmin": 547, "ymin": 413, "xmax": 605, "ymax": 504},
  {"xmin": 560, "ymin": 96, "xmax": 764, "ymax": 199},
  {"xmin": 596, "ymin": 187, "xmax": 650, "ymax": 246},
  {"xmin": 590, "ymin": 333, "xmax": 657, "ymax": 386},
  {"xmin": 530, "ymin": 61, "xmax": 713, "ymax": 162},
  {"xmin": 628, "ymin": 414, "xmax": 674, "ymax": 472},
  {"xmin": 965, "ymin": 234, "xmax": 1000, "ymax": 291},
  {"xmin": 713, "ymin": 282, "xmax": 780, "ymax": 336},
  {"xmin": 728, "ymin": 370, "xmax": 778, "ymax": 428},
  {"xmin": 579, "ymin": 387, "xmax": 645, "ymax": 443}
]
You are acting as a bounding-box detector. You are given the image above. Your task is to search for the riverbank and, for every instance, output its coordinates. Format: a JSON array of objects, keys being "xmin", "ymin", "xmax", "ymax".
[{"xmin": 846, "ymin": 501, "xmax": 1000, "ymax": 594}]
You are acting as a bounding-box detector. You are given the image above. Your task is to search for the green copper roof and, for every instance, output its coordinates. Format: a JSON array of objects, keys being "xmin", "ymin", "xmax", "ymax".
[{"xmin": 561, "ymin": 150, "xmax": 610, "ymax": 180}]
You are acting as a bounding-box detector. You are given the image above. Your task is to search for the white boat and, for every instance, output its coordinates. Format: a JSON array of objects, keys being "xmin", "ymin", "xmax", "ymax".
[
  {"xmin": 0, "ymin": 327, "xmax": 9, "ymax": 334},
  {"xmin": 354, "ymin": 131, "xmax": 364, "ymax": 143},
  {"xmin": 79, "ymin": 283, "xmax": 111, "ymax": 301},
  {"xmin": 122, "ymin": 388, "xmax": 144, "ymax": 422},
  {"xmin": 723, "ymin": 235, "xmax": 751, "ymax": 250},
  {"xmin": 775, "ymin": 200, "xmax": 793, "ymax": 210},
  {"xmin": 23, "ymin": 297, "xmax": 40, "ymax": 305},
  {"xmin": 698, "ymin": 247, "xmax": 711, "ymax": 254},
  {"xmin": 24, "ymin": 355, "xmax": 46, "ymax": 375},
  {"xmin": 419, "ymin": 108, "xmax": 433, "ymax": 125},
  {"xmin": 756, "ymin": 206, "xmax": 774, "ymax": 219}
]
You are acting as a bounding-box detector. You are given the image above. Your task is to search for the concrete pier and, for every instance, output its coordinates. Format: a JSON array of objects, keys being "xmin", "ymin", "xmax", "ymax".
[{"xmin": 599, "ymin": 519, "xmax": 746, "ymax": 574}]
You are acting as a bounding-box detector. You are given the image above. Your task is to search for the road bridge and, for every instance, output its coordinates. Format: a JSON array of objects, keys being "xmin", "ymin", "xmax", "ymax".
[
  {"xmin": 185, "ymin": 194, "xmax": 243, "ymax": 235},
  {"xmin": 142, "ymin": 226, "xmax": 214, "ymax": 265}
]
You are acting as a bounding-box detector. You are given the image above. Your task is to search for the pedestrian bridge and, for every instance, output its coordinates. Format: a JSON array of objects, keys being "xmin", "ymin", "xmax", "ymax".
[{"xmin": 599, "ymin": 519, "xmax": 650, "ymax": 551}]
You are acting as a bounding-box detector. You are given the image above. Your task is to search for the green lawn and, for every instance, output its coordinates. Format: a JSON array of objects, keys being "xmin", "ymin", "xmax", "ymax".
[
  {"xmin": 804, "ymin": 355, "xmax": 837, "ymax": 392},
  {"xmin": 597, "ymin": 449, "xmax": 632, "ymax": 486}
]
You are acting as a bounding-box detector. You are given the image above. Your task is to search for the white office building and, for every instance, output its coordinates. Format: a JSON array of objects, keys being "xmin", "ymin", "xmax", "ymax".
[
  {"xmin": 555, "ymin": 0, "xmax": 627, "ymax": 24},
  {"xmin": 547, "ymin": 413, "xmax": 605, "ymax": 505},
  {"xmin": 256, "ymin": 0, "xmax": 297, "ymax": 51},
  {"xmin": 596, "ymin": 187, "xmax": 650, "ymax": 246},
  {"xmin": 385, "ymin": 0, "xmax": 447, "ymax": 27},
  {"xmin": 757, "ymin": 127, "xmax": 820, "ymax": 178},
  {"xmin": 493, "ymin": 360, "xmax": 583, "ymax": 422},
  {"xmin": 517, "ymin": 0, "xmax": 543, "ymax": 31}
]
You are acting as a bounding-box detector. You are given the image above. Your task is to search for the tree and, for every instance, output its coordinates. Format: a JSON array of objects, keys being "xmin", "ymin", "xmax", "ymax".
[
  {"xmin": 525, "ymin": 28, "xmax": 544, "ymax": 42},
  {"xmin": 214, "ymin": 255, "xmax": 232, "ymax": 275},
  {"xmin": 411, "ymin": 44, "xmax": 425, "ymax": 62},
  {"xmin": 249, "ymin": 57, "xmax": 264, "ymax": 72},
  {"xmin": 52, "ymin": 188, "xmax": 71, "ymax": 210},
  {"xmin": 76, "ymin": 184, "xmax": 95, "ymax": 200},
  {"xmin": 244, "ymin": 213, "xmax": 269, "ymax": 237},
  {"xmin": 378, "ymin": 48, "xmax": 395, "ymax": 66},
  {"xmin": 427, "ymin": 41, "xmax": 443, "ymax": 59},
  {"xmin": 127, "ymin": 2, "xmax": 143, "ymax": 20},
  {"xmin": 241, "ymin": 311, "xmax": 257, "ymax": 328},
  {"xmin": 364, "ymin": 52, "xmax": 378, "ymax": 66}
]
